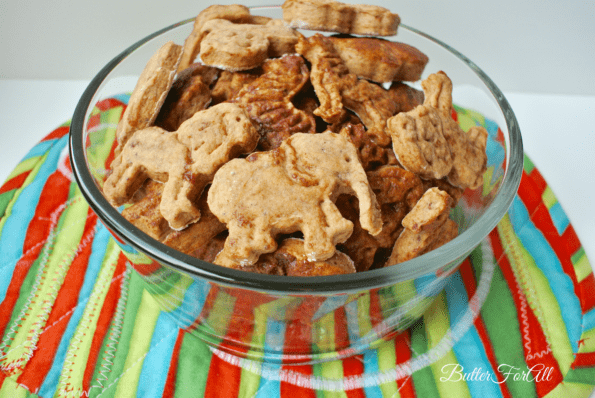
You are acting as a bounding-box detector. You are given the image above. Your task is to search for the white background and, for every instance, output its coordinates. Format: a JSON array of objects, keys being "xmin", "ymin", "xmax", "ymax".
[
  {"xmin": 2, "ymin": 0, "xmax": 595, "ymax": 95},
  {"xmin": 0, "ymin": 1, "xmax": 594, "ymax": 393}
]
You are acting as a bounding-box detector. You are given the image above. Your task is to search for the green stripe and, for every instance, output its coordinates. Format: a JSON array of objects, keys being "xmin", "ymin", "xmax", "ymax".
[
  {"xmin": 498, "ymin": 216, "xmax": 574, "ymax": 375},
  {"xmin": 5, "ymin": 156, "xmax": 42, "ymax": 181},
  {"xmin": 56, "ymin": 243, "xmax": 120, "ymax": 396},
  {"xmin": 564, "ymin": 366, "xmax": 595, "ymax": 385},
  {"xmin": 2, "ymin": 187, "xmax": 88, "ymax": 371},
  {"xmin": 237, "ymin": 304, "xmax": 268, "ymax": 398},
  {"xmin": 113, "ymin": 289, "xmax": 163, "ymax": 398},
  {"xmin": 89, "ymin": 269, "xmax": 146, "ymax": 398},
  {"xmin": 424, "ymin": 293, "xmax": 471, "ymax": 398},
  {"xmin": 313, "ymin": 360, "xmax": 347, "ymax": 398},
  {"xmin": 377, "ymin": 340, "xmax": 399, "ymax": 397},
  {"xmin": 89, "ymin": 260, "xmax": 131, "ymax": 398},
  {"xmin": 410, "ymin": 321, "xmax": 441, "ymax": 397},
  {"xmin": 478, "ymin": 257, "xmax": 536, "ymax": 397},
  {"xmin": 0, "ymin": 152, "xmax": 48, "ymax": 236},
  {"xmin": 0, "ymin": 375, "xmax": 35, "ymax": 397},
  {"xmin": 523, "ymin": 156, "xmax": 535, "ymax": 174},
  {"xmin": 174, "ymin": 331, "xmax": 212, "ymax": 398},
  {"xmin": 0, "ymin": 190, "xmax": 17, "ymax": 218}
]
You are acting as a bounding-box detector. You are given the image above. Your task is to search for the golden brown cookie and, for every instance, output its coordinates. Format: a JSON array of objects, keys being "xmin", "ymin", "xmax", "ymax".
[
  {"xmin": 178, "ymin": 4, "xmax": 270, "ymax": 71},
  {"xmin": 115, "ymin": 41, "xmax": 182, "ymax": 155},
  {"xmin": 198, "ymin": 19, "xmax": 300, "ymax": 71},
  {"xmin": 208, "ymin": 131, "xmax": 382, "ymax": 268},
  {"xmin": 154, "ymin": 63, "xmax": 219, "ymax": 131},
  {"xmin": 329, "ymin": 36, "xmax": 428, "ymax": 83},
  {"xmin": 246, "ymin": 238, "xmax": 356, "ymax": 276},
  {"xmin": 385, "ymin": 187, "xmax": 458, "ymax": 265},
  {"xmin": 104, "ymin": 103, "xmax": 259, "ymax": 230},
  {"xmin": 122, "ymin": 180, "xmax": 172, "ymax": 241},
  {"xmin": 282, "ymin": 0, "xmax": 400, "ymax": 36},
  {"xmin": 231, "ymin": 54, "xmax": 316, "ymax": 150}
]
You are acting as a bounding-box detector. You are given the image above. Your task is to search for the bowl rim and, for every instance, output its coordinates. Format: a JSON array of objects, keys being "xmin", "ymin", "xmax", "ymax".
[{"xmin": 69, "ymin": 10, "xmax": 523, "ymax": 294}]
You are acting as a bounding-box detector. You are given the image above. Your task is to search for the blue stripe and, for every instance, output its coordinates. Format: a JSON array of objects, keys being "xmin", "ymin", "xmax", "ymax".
[
  {"xmin": 112, "ymin": 93, "xmax": 131, "ymax": 105},
  {"xmin": 508, "ymin": 197, "xmax": 582, "ymax": 353},
  {"xmin": 582, "ymin": 307, "xmax": 595, "ymax": 332},
  {"xmin": 362, "ymin": 349, "xmax": 383, "ymax": 398},
  {"xmin": 414, "ymin": 273, "xmax": 439, "ymax": 296},
  {"xmin": 345, "ymin": 299, "xmax": 361, "ymax": 346},
  {"xmin": 255, "ymin": 319, "xmax": 285, "ymax": 397},
  {"xmin": 38, "ymin": 225, "xmax": 111, "ymax": 397},
  {"xmin": 22, "ymin": 140, "xmax": 57, "ymax": 162},
  {"xmin": 136, "ymin": 312, "xmax": 178, "ymax": 398},
  {"xmin": 549, "ymin": 202, "xmax": 569, "ymax": 235},
  {"xmin": 312, "ymin": 295, "xmax": 348, "ymax": 321},
  {"xmin": 446, "ymin": 272, "xmax": 503, "ymax": 398},
  {"xmin": 168, "ymin": 278, "xmax": 211, "ymax": 329},
  {"xmin": 0, "ymin": 135, "xmax": 68, "ymax": 302}
]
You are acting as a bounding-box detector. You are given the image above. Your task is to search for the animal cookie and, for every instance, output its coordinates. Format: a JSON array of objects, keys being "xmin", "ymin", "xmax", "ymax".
[
  {"xmin": 386, "ymin": 187, "xmax": 458, "ymax": 265},
  {"xmin": 208, "ymin": 131, "xmax": 383, "ymax": 268},
  {"xmin": 199, "ymin": 19, "xmax": 300, "ymax": 71},
  {"xmin": 387, "ymin": 71, "xmax": 488, "ymax": 189},
  {"xmin": 154, "ymin": 63, "xmax": 220, "ymax": 131},
  {"xmin": 104, "ymin": 103, "xmax": 259, "ymax": 230},
  {"xmin": 231, "ymin": 54, "xmax": 316, "ymax": 150},
  {"xmin": 297, "ymin": 34, "xmax": 397, "ymax": 145},
  {"xmin": 244, "ymin": 238, "xmax": 357, "ymax": 276},
  {"xmin": 114, "ymin": 41, "xmax": 182, "ymax": 155},
  {"xmin": 329, "ymin": 36, "xmax": 429, "ymax": 83},
  {"xmin": 178, "ymin": 4, "xmax": 271, "ymax": 71},
  {"xmin": 282, "ymin": 0, "xmax": 400, "ymax": 36}
]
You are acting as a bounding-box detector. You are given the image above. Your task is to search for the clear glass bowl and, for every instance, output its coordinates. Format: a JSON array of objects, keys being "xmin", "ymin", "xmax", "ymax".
[{"xmin": 69, "ymin": 5, "xmax": 523, "ymax": 364}]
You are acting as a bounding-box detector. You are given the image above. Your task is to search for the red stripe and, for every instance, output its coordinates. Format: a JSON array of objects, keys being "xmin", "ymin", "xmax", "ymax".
[
  {"xmin": 343, "ymin": 355, "xmax": 366, "ymax": 398},
  {"xmin": 82, "ymin": 252, "xmax": 128, "ymax": 392},
  {"xmin": 578, "ymin": 273, "xmax": 595, "ymax": 314},
  {"xmin": 16, "ymin": 208, "xmax": 97, "ymax": 389},
  {"xmin": 95, "ymin": 98, "xmax": 126, "ymax": 112},
  {"xmin": 161, "ymin": 329, "xmax": 186, "ymax": 398},
  {"xmin": 528, "ymin": 168, "xmax": 548, "ymax": 196},
  {"xmin": 459, "ymin": 259, "xmax": 512, "ymax": 398},
  {"xmin": 0, "ymin": 171, "xmax": 31, "ymax": 195},
  {"xmin": 0, "ymin": 170, "xmax": 71, "ymax": 342},
  {"xmin": 489, "ymin": 230, "xmax": 563, "ymax": 396},
  {"xmin": 516, "ymin": 174, "xmax": 582, "ymax": 306},
  {"xmin": 42, "ymin": 126, "xmax": 70, "ymax": 142},
  {"xmin": 334, "ymin": 306, "xmax": 350, "ymax": 352},
  {"xmin": 561, "ymin": 224, "xmax": 582, "ymax": 256},
  {"xmin": 394, "ymin": 330, "xmax": 416, "ymax": 398},
  {"xmin": 571, "ymin": 352, "xmax": 595, "ymax": 368},
  {"xmin": 187, "ymin": 285, "xmax": 221, "ymax": 333},
  {"xmin": 204, "ymin": 297, "xmax": 255, "ymax": 398},
  {"xmin": 280, "ymin": 297, "xmax": 326, "ymax": 396}
]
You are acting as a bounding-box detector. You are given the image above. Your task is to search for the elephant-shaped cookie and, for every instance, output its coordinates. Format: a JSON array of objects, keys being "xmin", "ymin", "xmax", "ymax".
[{"xmin": 208, "ymin": 131, "xmax": 383, "ymax": 267}]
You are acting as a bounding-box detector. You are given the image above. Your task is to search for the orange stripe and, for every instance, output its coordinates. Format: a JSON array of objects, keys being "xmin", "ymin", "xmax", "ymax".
[
  {"xmin": 0, "ymin": 170, "xmax": 71, "ymax": 341},
  {"xmin": 578, "ymin": 274, "xmax": 595, "ymax": 314},
  {"xmin": 16, "ymin": 208, "xmax": 97, "ymax": 390},
  {"xmin": 41, "ymin": 126, "xmax": 70, "ymax": 142},
  {"xmin": 394, "ymin": 330, "xmax": 415, "ymax": 398},
  {"xmin": 82, "ymin": 252, "xmax": 128, "ymax": 392},
  {"xmin": 161, "ymin": 329, "xmax": 185, "ymax": 398},
  {"xmin": 0, "ymin": 171, "xmax": 31, "ymax": 195}
]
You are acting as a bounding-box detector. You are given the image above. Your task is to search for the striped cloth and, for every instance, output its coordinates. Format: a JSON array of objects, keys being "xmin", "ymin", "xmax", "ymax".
[{"xmin": 0, "ymin": 98, "xmax": 594, "ymax": 398}]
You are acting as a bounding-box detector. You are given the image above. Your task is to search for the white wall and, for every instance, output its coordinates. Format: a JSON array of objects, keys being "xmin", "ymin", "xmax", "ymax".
[{"xmin": 1, "ymin": 0, "xmax": 594, "ymax": 96}]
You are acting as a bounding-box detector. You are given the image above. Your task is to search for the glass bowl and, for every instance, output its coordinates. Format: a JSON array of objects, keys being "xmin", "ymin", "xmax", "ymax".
[{"xmin": 69, "ymin": 4, "xmax": 523, "ymax": 364}]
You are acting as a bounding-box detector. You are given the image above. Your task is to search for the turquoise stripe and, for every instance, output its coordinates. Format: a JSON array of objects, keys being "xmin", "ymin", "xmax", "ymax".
[
  {"xmin": 345, "ymin": 300, "xmax": 361, "ymax": 344},
  {"xmin": 256, "ymin": 319, "xmax": 285, "ymax": 397},
  {"xmin": 136, "ymin": 312, "xmax": 178, "ymax": 398},
  {"xmin": 362, "ymin": 349, "xmax": 383, "ymax": 397},
  {"xmin": 0, "ymin": 135, "xmax": 68, "ymax": 302},
  {"xmin": 312, "ymin": 295, "xmax": 348, "ymax": 321},
  {"xmin": 38, "ymin": 225, "xmax": 111, "ymax": 397},
  {"xmin": 22, "ymin": 140, "xmax": 56, "ymax": 161},
  {"xmin": 508, "ymin": 197, "xmax": 582, "ymax": 352},
  {"xmin": 168, "ymin": 279, "xmax": 211, "ymax": 329},
  {"xmin": 583, "ymin": 308, "xmax": 595, "ymax": 332},
  {"xmin": 445, "ymin": 272, "xmax": 503, "ymax": 398},
  {"xmin": 413, "ymin": 273, "xmax": 438, "ymax": 296},
  {"xmin": 112, "ymin": 93, "xmax": 131, "ymax": 105},
  {"xmin": 549, "ymin": 202, "xmax": 569, "ymax": 235},
  {"xmin": 484, "ymin": 118, "xmax": 505, "ymax": 170}
]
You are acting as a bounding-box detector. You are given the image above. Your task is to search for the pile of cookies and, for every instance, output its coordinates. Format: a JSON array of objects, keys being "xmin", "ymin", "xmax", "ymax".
[{"xmin": 102, "ymin": 0, "xmax": 489, "ymax": 276}]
